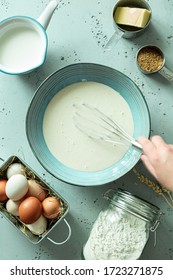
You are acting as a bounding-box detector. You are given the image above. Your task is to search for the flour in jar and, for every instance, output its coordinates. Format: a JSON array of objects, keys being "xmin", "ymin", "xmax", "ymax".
[
  {"xmin": 83, "ymin": 206, "xmax": 148, "ymax": 260},
  {"xmin": 43, "ymin": 81, "xmax": 134, "ymax": 171}
]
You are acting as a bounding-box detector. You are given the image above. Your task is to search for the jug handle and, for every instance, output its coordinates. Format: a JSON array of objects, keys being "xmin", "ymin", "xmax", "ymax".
[{"xmin": 37, "ymin": 0, "xmax": 58, "ymax": 30}]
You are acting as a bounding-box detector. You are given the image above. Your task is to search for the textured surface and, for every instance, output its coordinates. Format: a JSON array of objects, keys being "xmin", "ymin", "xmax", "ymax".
[{"xmin": 0, "ymin": 0, "xmax": 173, "ymax": 260}]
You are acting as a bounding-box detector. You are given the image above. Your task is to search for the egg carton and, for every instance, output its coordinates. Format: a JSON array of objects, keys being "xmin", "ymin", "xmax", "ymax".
[{"xmin": 0, "ymin": 155, "xmax": 71, "ymax": 245}]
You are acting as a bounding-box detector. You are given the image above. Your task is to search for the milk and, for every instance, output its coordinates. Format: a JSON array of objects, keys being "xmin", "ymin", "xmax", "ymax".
[
  {"xmin": 0, "ymin": 26, "xmax": 44, "ymax": 72},
  {"xmin": 43, "ymin": 81, "xmax": 134, "ymax": 172}
]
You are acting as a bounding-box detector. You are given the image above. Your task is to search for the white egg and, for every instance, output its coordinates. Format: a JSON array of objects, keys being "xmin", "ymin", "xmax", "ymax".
[
  {"xmin": 6, "ymin": 199, "xmax": 22, "ymax": 216},
  {"xmin": 6, "ymin": 174, "xmax": 29, "ymax": 201},
  {"xmin": 26, "ymin": 215, "xmax": 47, "ymax": 235},
  {"xmin": 7, "ymin": 163, "xmax": 25, "ymax": 179}
]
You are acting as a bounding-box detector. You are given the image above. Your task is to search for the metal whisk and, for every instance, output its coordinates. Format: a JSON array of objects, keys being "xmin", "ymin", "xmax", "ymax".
[{"xmin": 73, "ymin": 103, "xmax": 142, "ymax": 150}]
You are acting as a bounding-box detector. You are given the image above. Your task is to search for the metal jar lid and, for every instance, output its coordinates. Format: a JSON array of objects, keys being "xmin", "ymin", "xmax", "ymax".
[{"xmin": 104, "ymin": 189, "xmax": 162, "ymax": 232}]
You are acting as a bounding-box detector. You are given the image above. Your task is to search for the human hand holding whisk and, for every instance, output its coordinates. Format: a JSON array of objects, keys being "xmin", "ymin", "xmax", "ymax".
[
  {"xmin": 74, "ymin": 103, "xmax": 173, "ymax": 192},
  {"xmin": 138, "ymin": 135, "xmax": 173, "ymax": 192}
]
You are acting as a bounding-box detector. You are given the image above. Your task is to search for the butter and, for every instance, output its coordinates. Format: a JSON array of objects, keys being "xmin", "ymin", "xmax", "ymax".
[{"xmin": 114, "ymin": 7, "xmax": 151, "ymax": 28}]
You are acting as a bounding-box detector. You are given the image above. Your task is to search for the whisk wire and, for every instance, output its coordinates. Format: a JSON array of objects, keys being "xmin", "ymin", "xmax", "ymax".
[
  {"xmin": 73, "ymin": 103, "xmax": 142, "ymax": 150},
  {"xmin": 74, "ymin": 116, "xmax": 126, "ymax": 147},
  {"xmin": 90, "ymin": 105, "xmax": 133, "ymax": 142}
]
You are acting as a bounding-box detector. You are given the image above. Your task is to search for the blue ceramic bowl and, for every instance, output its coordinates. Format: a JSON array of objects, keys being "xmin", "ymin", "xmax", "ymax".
[{"xmin": 26, "ymin": 63, "xmax": 150, "ymax": 186}]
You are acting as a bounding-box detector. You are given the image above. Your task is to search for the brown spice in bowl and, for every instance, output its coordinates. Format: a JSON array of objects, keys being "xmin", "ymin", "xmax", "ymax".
[{"xmin": 137, "ymin": 46, "xmax": 164, "ymax": 72}]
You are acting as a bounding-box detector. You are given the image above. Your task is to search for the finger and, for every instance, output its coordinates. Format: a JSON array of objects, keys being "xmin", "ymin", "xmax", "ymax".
[
  {"xmin": 138, "ymin": 136, "xmax": 150, "ymax": 146},
  {"xmin": 138, "ymin": 136, "xmax": 156, "ymax": 155},
  {"xmin": 168, "ymin": 144, "xmax": 173, "ymax": 150},
  {"xmin": 150, "ymin": 135, "xmax": 166, "ymax": 147},
  {"xmin": 140, "ymin": 154, "xmax": 157, "ymax": 178}
]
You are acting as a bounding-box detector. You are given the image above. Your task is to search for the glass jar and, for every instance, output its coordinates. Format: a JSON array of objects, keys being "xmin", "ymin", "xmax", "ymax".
[{"xmin": 83, "ymin": 189, "xmax": 162, "ymax": 260}]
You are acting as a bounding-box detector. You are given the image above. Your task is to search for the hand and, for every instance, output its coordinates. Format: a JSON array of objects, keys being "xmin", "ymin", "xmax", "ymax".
[{"xmin": 138, "ymin": 135, "xmax": 173, "ymax": 192}]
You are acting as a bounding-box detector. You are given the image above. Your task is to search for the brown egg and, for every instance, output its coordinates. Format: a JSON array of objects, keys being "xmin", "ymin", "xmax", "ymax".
[
  {"xmin": 26, "ymin": 180, "xmax": 46, "ymax": 201},
  {"xmin": 19, "ymin": 196, "xmax": 42, "ymax": 224},
  {"xmin": 42, "ymin": 196, "xmax": 62, "ymax": 219},
  {"xmin": 0, "ymin": 179, "xmax": 8, "ymax": 202}
]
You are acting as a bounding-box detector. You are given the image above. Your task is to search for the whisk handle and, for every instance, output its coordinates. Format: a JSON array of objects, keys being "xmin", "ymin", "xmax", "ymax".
[{"xmin": 131, "ymin": 139, "xmax": 143, "ymax": 150}]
